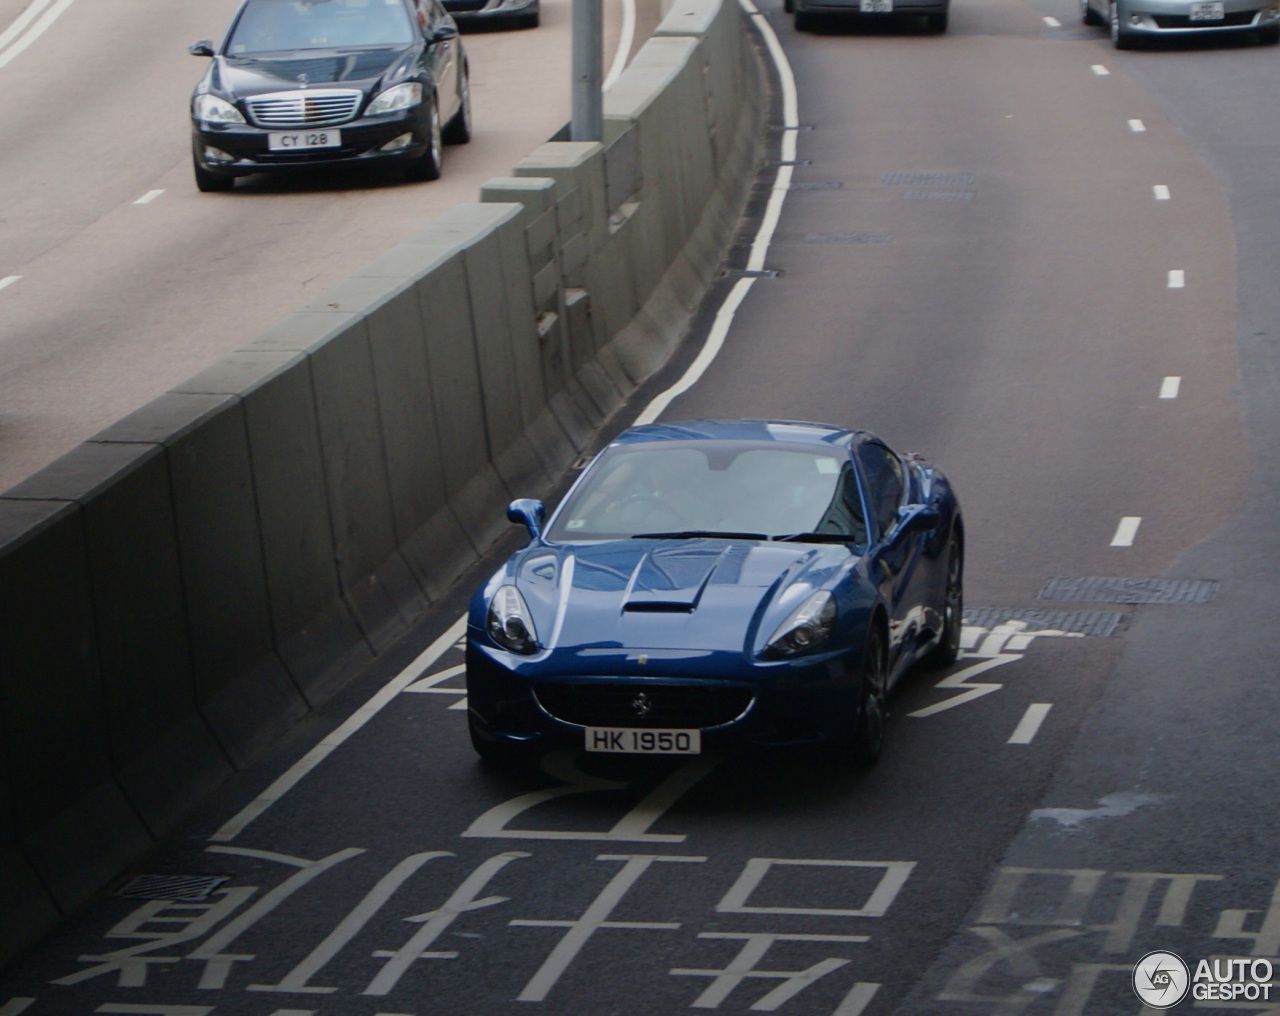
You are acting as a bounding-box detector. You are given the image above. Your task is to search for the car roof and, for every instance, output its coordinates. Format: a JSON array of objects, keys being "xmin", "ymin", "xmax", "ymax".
[{"xmin": 613, "ymin": 419, "xmax": 877, "ymax": 450}]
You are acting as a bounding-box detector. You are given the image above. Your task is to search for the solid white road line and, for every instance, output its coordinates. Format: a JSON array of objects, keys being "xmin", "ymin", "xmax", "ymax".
[
  {"xmin": 0, "ymin": 0, "xmax": 76, "ymax": 72},
  {"xmin": 1160, "ymin": 376, "xmax": 1181, "ymax": 399},
  {"xmin": 0, "ymin": 276, "xmax": 20, "ymax": 291},
  {"xmin": 1008, "ymin": 703, "xmax": 1052, "ymax": 745},
  {"xmin": 1154, "ymin": 184, "xmax": 1171, "ymax": 200},
  {"xmin": 207, "ymin": 0, "xmax": 802, "ymax": 842},
  {"xmin": 134, "ymin": 189, "xmax": 165, "ymax": 205},
  {"xmin": 0, "ymin": 0, "xmax": 56, "ymax": 53},
  {"xmin": 1128, "ymin": 118, "xmax": 1146, "ymax": 132},
  {"xmin": 1111, "ymin": 516, "xmax": 1142, "ymax": 547},
  {"xmin": 208, "ymin": 615, "xmax": 467, "ymax": 842},
  {"xmin": 602, "ymin": 0, "xmax": 636, "ymax": 90},
  {"xmin": 1168, "ymin": 269, "xmax": 1185, "ymax": 288},
  {"xmin": 1091, "ymin": 64, "xmax": 1110, "ymax": 75},
  {"xmin": 1043, "ymin": 15, "xmax": 1062, "ymax": 25}
]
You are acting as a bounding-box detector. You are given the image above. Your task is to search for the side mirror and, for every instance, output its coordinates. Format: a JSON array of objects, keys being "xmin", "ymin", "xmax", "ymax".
[
  {"xmin": 507, "ymin": 498, "xmax": 546, "ymax": 539},
  {"xmin": 894, "ymin": 504, "xmax": 940, "ymax": 538},
  {"xmin": 189, "ymin": 39, "xmax": 215, "ymax": 57},
  {"xmin": 430, "ymin": 22, "xmax": 459, "ymax": 41}
]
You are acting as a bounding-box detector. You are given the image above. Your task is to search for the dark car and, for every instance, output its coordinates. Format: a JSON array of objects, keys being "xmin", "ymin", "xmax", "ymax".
[
  {"xmin": 441, "ymin": 0, "xmax": 539, "ymax": 29},
  {"xmin": 189, "ymin": 0, "xmax": 471, "ymax": 191},
  {"xmin": 788, "ymin": 0, "xmax": 949, "ymax": 32},
  {"xmin": 466, "ymin": 420, "xmax": 964, "ymax": 768}
]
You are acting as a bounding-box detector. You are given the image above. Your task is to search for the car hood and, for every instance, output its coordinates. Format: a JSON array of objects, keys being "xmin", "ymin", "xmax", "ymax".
[
  {"xmin": 212, "ymin": 47, "xmax": 412, "ymax": 98},
  {"xmin": 505, "ymin": 539, "xmax": 855, "ymax": 656}
]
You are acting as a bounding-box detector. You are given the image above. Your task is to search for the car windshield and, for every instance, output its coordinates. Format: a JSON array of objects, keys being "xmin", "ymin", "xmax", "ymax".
[
  {"xmin": 226, "ymin": 0, "xmax": 414, "ymax": 54},
  {"xmin": 546, "ymin": 440, "xmax": 868, "ymax": 544}
]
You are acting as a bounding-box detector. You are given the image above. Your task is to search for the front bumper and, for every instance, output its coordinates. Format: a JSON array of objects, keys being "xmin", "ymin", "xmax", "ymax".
[
  {"xmin": 443, "ymin": 0, "xmax": 538, "ymax": 20},
  {"xmin": 794, "ymin": 0, "xmax": 949, "ymax": 13},
  {"xmin": 1118, "ymin": 0, "xmax": 1279, "ymax": 33},
  {"xmin": 465, "ymin": 635, "xmax": 863, "ymax": 755},
  {"xmin": 192, "ymin": 104, "xmax": 431, "ymax": 177}
]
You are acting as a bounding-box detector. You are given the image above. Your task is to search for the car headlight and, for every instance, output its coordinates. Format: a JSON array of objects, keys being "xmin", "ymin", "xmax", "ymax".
[
  {"xmin": 765, "ymin": 591, "xmax": 837, "ymax": 658},
  {"xmin": 488, "ymin": 585, "xmax": 539, "ymax": 655},
  {"xmin": 194, "ymin": 94, "xmax": 246, "ymax": 125},
  {"xmin": 367, "ymin": 82, "xmax": 423, "ymax": 116}
]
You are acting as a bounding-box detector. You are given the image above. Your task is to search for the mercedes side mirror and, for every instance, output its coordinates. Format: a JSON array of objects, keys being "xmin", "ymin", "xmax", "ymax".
[
  {"xmin": 507, "ymin": 499, "xmax": 546, "ymax": 539},
  {"xmin": 189, "ymin": 39, "xmax": 215, "ymax": 57},
  {"xmin": 430, "ymin": 22, "xmax": 459, "ymax": 41}
]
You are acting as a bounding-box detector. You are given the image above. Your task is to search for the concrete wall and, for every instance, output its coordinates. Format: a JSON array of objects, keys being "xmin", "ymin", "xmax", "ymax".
[{"xmin": 0, "ymin": 0, "xmax": 764, "ymax": 966}]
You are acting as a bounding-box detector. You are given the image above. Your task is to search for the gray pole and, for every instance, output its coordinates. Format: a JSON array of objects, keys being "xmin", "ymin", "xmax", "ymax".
[{"xmin": 570, "ymin": 0, "xmax": 603, "ymax": 142}]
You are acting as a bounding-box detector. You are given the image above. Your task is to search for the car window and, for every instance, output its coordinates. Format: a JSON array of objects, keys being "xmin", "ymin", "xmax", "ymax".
[
  {"xmin": 811, "ymin": 464, "xmax": 868, "ymax": 545},
  {"xmin": 546, "ymin": 441, "xmax": 852, "ymax": 541},
  {"xmin": 414, "ymin": 0, "xmax": 439, "ymax": 29},
  {"xmin": 227, "ymin": 0, "xmax": 415, "ymax": 55},
  {"xmin": 856, "ymin": 443, "xmax": 904, "ymax": 538}
]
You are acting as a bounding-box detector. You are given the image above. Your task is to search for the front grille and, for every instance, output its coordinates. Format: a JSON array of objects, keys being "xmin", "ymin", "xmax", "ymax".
[
  {"xmin": 445, "ymin": 0, "xmax": 491, "ymax": 10},
  {"xmin": 245, "ymin": 89, "xmax": 363, "ymax": 128},
  {"xmin": 534, "ymin": 682, "xmax": 754, "ymax": 729},
  {"xmin": 1153, "ymin": 10, "xmax": 1256, "ymax": 25}
]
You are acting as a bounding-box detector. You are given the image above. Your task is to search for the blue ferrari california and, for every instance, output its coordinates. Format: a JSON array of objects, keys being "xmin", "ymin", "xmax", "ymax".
[{"xmin": 466, "ymin": 420, "xmax": 963, "ymax": 766}]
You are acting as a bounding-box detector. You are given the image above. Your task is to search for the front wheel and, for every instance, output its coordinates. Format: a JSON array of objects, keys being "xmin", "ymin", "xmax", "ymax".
[
  {"xmin": 193, "ymin": 156, "xmax": 234, "ymax": 192},
  {"xmin": 851, "ymin": 627, "xmax": 887, "ymax": 767},
  {"xmin": 1082, "ymin": 0, "xmax": 1104, "ymax": 24},
  {"xmin": 784, "ymin": 0, "xmax": 794, "ymax": 11},
  {"xmin": 1110, "ymin": 1, "xmax": 1137, "ymax": 47},
  {"xmin": 1258, "ymin": 23, "xmax": 1280, "ymax": 42},
  {"xmin": 925, "ymin": 11, "xmax": 948, "ymax": 30},
  {"xmin": 442, "ymin": 67, "xmax": 472, "ymax": 145},
  {"xmin": 404, "ymin": 98, "xmax": 443, "ymax": 182},
  {"xmin": 794, "ymin": 10, "xmax": 815, "ymax": 29}
]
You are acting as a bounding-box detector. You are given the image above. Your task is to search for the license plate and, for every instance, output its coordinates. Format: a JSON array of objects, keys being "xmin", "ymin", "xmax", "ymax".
[
  {"xmin": 585, "ymin": 727, "xmax": 701, "ymax": 754},
  {"xmin": 860, "ymin": 0, "xmax": 894, "ymax": 11},
  {"xmin": 1189, "ymin": 1, "xmax": 1224, "ymax": 18},
  {"xmin": 267, "ymin": 130, "xmax": 341, "ymax": 152}
]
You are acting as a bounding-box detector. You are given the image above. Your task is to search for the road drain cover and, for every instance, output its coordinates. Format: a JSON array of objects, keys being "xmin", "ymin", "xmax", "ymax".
[
  {"xmin": 884, "ymin": 172, "xmax": 975, "ymax": 187},
  {"xmin": 116, "ymin": 875, "xmax": 231, "ymax": 901},
  {"xmin": 1039, "ymin": 576, "xmax": 1219, "ymax": 605},
  {"xmin": 804, "ymin": 233, "xmax": 891, "ymax": 244},
  {"xmin": 964, "ymin": 608, "xmax": 1125, "ymax": 638}
]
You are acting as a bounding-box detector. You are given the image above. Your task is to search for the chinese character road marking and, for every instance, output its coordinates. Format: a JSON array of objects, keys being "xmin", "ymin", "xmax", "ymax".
[
  {"xmin": 0, "ymin": 1001, "xmax": 34, "ymax": 1016},
  {"xmin": 1216, "ymin": 876, "xmax": 1280, "ymax": 957},
  {"xmin": 464, "ymin": 750, "xmax": 720, "ymax": 842},
  {"xmin": 511, "ymin": 854, "xmax": 705, "ymax": 1002},
  {"xmin": 718, "ymin": 859, "xmax": 916, "ymax": 918},
  {"xmin": 672, "ymin": 933, "xmax": 867, "ymax": 1010},
  {"xmin": 403, "ymin": 663, "xmax": 468, "ymax": 710}
]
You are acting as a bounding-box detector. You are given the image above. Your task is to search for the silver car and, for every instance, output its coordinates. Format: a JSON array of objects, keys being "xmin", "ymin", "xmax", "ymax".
[{"xmin": 1082, "ymin": 0, "xmax": 1280, "ymax": 47}]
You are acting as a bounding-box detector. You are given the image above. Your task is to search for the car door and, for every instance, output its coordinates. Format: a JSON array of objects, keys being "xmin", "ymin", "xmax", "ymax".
[
  {"xmin": 855, "ymin": 441, "xmax": 928, "ymax": 676},
  {"xmin": 415, "ymin": 0, "xmax": 459, "ymax": 122}
]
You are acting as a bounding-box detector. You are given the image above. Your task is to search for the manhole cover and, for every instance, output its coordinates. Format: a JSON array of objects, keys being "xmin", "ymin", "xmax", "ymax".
[
  {"xmin": 883, "ymin": 172, "xmax": 975, "ymax": 187},
  {"xmin": 963, "ymin": 608, "xmax": 1125, "ymax": 638},
  {"xmin": 1038, "ymin": 576, "xmax": 1219, "ymax": 605},
  {"xmin": 116, "ymin": 875, "xmax": 231, "ymax": 901}
]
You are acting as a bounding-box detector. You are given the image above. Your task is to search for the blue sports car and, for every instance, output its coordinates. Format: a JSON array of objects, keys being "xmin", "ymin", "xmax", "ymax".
[{"xmin": 466, "ymin": 420, "xmax": 963, "ymax": 766}]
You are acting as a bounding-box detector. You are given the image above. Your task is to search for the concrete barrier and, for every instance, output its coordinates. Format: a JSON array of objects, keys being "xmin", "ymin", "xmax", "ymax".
[{"xmin": 0, "ymin": 0, "xmax": 764, "ymax": 967}]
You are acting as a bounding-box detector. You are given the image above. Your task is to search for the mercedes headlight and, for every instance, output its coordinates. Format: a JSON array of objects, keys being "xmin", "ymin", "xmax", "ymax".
[
  {"xmin": 488, "ymin": 585, "xmax": 539, "ymax": 655},
  {"xmin": 367, "ymin": 82, "xmax": 423, "ymax": 116},
  {"xmin": 194, "ymin": 94, "xmax": 245, "ymax": 125},
  {"xmin": 765, "ymin": 591, "xmax": 837, "ymax": 657}
]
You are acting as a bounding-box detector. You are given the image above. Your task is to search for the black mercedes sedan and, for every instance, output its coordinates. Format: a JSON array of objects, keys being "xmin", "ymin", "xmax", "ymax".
[{"xmin": 189, "ymin": 0, "xmax": 471, "ymax": 191}]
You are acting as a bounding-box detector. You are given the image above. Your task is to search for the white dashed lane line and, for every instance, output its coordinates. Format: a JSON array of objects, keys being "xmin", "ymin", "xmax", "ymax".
[
  {"xmin": 1008, "ymin": 703, "xmax": 1053, "ymax": 745},
  {"xmin": 1154, "ymin": 184, "xmax": 1171, "ymax": 200},
  {"xmin": 134, "ymin": 189, "xmax": 165, "ymax": 205},
  {"xmin": 1168, "ymin": 269, "xmax": 1185, "ymax": 289},
  {"xmin": 1129, "ymin": 119, "xmax": 1147, "ymax": 132},
  {"xmin": 1111, "ymin": 516, "xmax": 1142, "ymax": 547},
  {"xmin": 1160, "ymin": 376, "xmax": 1181, "ymax": 399},
  {"xmin": 0, "ymin": 276, "xmax": 20, "ymax": 292},
  {"xmin": 1092, "ymin": 64, "xmax": 1110, "ymax": 76}
]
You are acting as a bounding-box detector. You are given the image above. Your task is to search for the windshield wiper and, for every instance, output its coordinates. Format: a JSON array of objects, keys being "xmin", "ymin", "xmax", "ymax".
[
  {"xmin": 631, "ymin": 530, "xmax": 769, "ymax": 541},
  {"xmin": 773, "ymin": 532, "xmax": 862, "ymax": 544}
]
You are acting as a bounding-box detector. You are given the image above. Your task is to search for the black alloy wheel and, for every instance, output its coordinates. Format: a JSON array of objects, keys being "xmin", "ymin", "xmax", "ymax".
[
  {"xmin": 405, "ymin": 97, "xmax": 443, "ymax": 181},
  {"xmin": 852, "ymin": 626, "xmax": 887, "ymax": 767},
  {"xmin": 192, "ymin": 143, "xmax": 234, "ymax": 193},
  {"xmin": 925, "ymin": 536, "xmax": 963, "ymax": 668},
  {"xmin": 443, "ymin": 67, "xmax": 472, "ymax": 144}
]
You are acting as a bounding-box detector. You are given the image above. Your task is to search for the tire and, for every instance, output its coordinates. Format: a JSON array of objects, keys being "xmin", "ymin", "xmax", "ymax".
[
  {"xmin": 404, "ymin": 97, "xmax": 443, "ymax": 182},
  {"xmin": 784, "ymin": 0, "xmax": 794, "ymax": 12},
  {"xmin": 1110, "ymin": 1, "xmax": 1136, "ymax": 47},
  {"xmin": 925, "ymin": 11, "xmax": 948, "ymax": 30},
  {"xmin": 442, "ymin": 66, "xmax": 472, "ymax": 144},
  {"xmin": 468, "ymin": 714, "xmax": 532, "ymax": 768},
  {"xmin": 851, "ymin": 626, "xmax": 888, "ymax": 768},
  {"xmin": 1258, "ymin": 24, "xmax": 1280, "ymax": 42},
  {"xmin": 193, "ymin": 155, "xmax": 233, "ymax": 193},
  {"xmin": 1082, "ymin": 0, "xmax": 1104, "ymax": 25},
  {"xmin": 925, "ymin": 536, "xmax": 963, "ymax": 669},
  {"xmin": 516, "ymin": 9, "xmax": 540, "ymax": 26},
  {"xmin": 794, "ymin": 9, "xmax": 814, "ymax": 29}
]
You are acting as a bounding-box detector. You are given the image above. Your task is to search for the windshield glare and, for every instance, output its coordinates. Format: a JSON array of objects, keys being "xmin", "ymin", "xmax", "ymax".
[
  {"xmin": 546, "ymin": 441, "xmax": 867, "ymax": 543},
  {"xmin": 227, "ymin": 0, "xmax": 414, "ymax": 54}
]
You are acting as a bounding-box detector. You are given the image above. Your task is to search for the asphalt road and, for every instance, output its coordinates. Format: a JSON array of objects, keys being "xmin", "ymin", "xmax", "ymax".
[
  {"xmin": 3, "ymin": 0, "xmax": 1279, "ymax": 1014},
  {"xmin": 0, "ymin": 0, "xmax": 654, "ymax": 492}
]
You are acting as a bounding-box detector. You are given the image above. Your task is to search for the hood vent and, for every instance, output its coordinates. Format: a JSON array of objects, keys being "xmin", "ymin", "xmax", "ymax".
[{"xmin": 622, "ymin": 601, "xmax": 695, "ymax": 614}]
